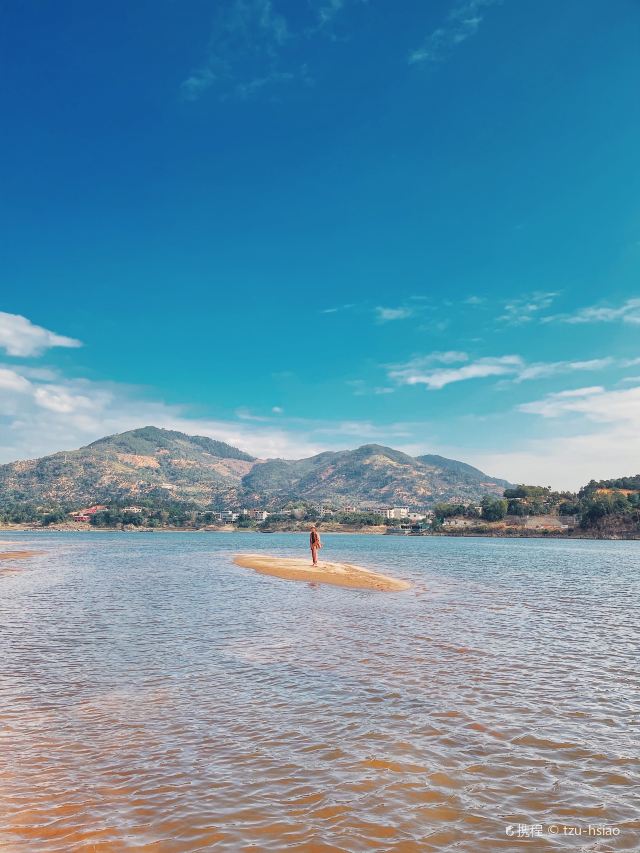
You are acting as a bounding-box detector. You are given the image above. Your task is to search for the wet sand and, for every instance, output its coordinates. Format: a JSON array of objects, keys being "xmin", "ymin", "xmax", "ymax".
[
  {"xmin": 0, "ymin": 550, "xmax": 39, "ymax": 561},
  {"xmin": 0, "ymin": 550, "xmax": 39, "ymax": 575},
  {"xmin": 233, "ymin": 553, "xmax": 411, "ymax": 591}
]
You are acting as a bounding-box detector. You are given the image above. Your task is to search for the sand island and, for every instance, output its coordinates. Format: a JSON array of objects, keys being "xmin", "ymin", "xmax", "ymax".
[
  {"xmin": 0, "ymin": 551, "xmax": 38, "ymax": 560},
  {"xmin": 233, "ymin": 553, "xmax": 411, "ymax": 591},
  {"xmin": 0, "ymin": 549, "xmax": 39, "ymax": 574}
]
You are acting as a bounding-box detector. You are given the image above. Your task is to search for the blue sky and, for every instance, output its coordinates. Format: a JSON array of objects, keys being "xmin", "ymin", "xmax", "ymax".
[{"xmin": 1, "ymin": 0, "xmax": 639, "ymax": 488}]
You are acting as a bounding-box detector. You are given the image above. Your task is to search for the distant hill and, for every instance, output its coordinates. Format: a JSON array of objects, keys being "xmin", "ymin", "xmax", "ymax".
[
  {"xmin": 244, "ymin": 444, "xmax": 510, "ymax": 507},
  {"xmin": 0, "ymin": 426, "xmax": 255, "ymax": 508},
  {"xmin": 416, "ymin": 454, "xmax": 511, "ymax": 489},
  {"xmin": 0, "ymin": 427, "xmax": 512, "ymax": 509}
]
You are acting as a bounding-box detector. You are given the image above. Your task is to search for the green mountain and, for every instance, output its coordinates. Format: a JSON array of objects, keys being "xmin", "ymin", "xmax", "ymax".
[
  {"xmin": 0, "ymin": 428, "xmax": 511, "ymax": 509},
  {"xmin": 0, "ymin": 426, "xmax": 255, "ymax": 508},
  {"xmin": 244, "ymin": 444, "xmax": 509, "ymax": 508},
  {"xmin": 416, "ymin": 454, "xmax": 511, "ymax": 489}
]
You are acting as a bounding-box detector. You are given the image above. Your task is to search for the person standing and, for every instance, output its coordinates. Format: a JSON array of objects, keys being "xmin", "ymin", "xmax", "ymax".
[{"xmin": 310, "ymin": 525, "xmax": 322, "ymax": 566}]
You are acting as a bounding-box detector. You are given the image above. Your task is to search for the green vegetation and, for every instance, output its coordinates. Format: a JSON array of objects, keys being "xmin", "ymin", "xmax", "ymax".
[
  {"xmin": 432, "ymin": 502, "xmax": 480, "ymax": 521},
  {"xmin": 580, "ymin": 475, "xmax": 640, "ymax": 493},
  {"xmin": 577, "ymin": 490, "xmax": 640, "ymax": 529},
  {"xmin": 0, "ymin": 503, "xmax": 71, "ymax": 525},
  {"xmin": 0, "ymin": 427, "xmax": 638, "ymax": 538},
  {"xmin": 430, "ymin": 478, "xmax": 640, "ymax": 536},
  {"xmin": 87, "ymin": 426, "xmax": 255, "ymax": 461},
  {"xmin": 501, "ymin": 480, "xmax": 640, "ymax": 531},
  {"xmin": 481, "ymin": 496, "xmax": 508, "ymax": 521},
  {"xmin": 0, "ymin": 426, "xmax": 513, "ymax": 512}
]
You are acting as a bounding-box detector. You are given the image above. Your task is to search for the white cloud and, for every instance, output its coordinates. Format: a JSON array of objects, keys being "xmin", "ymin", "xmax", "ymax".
[
  {"xmin": 545, "ymin": 297, "xmax": 640, "ymax": 326},
  {"xmin": 389, "ymin": 351, "xmax": 635, "ymax": 391},
  {"xmin": 0, "ymin": 364, "xmax": 317, "ymax": 463},
  {"xmin": 0, "ymin": 362, "xmax": 429, "ymax": 465},
  {"xmin": 181, "ymin": 67, "xmax": 216, "ymax": 102},
  {"xmin": 470, "ymin": 384, "xmax": 640, "ymax": 489},
  {"xmin": 181, "ymin": 0, "xmax": 351, "ymax": 101},
  {"xmin": 316, "ymin": 0, "xmax": 345, "ymax": 27},
  {"xmin": 518, "ymin": 384, "xmax": 640, "ymax": 422},
  {"xmin": 389, "ymin": 353, "xmax": 522, "ymax": 389},
  {"xmin": 2, "ymin": 353, "xmax": 638, "ymax": 492},
  {"xmin": 181, "ymin": 0, "xmax": 291, "ymax": 101},
  {"xmin": 320, "ymin": 303, "xmax": 355, "ymax": 314},
  {"xmin": 0, "ymin": 366, "xmax": 32, "ymax": 392},
  {"xmin": 0, "ymin": 312, "xmax": 82, "ymax": 357},
  {"xmin": 375, "ymin": 306, "xmax": 414, "ymax": 322},
  {"xmin": 512, "ymin": 357, "xmax": 614, "ymax": 382},
  {"xmin": 409, "ymin": 0, "xmax": 502, "ymax": 65},
  {"xmin": 497, "ymin": 291, "xmax": 558, "ymax": 325}
]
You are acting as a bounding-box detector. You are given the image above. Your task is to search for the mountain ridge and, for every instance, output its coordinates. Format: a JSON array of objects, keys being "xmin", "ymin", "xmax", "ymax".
[{"xmin": 0, "ymin": 426, "xmax": 512, "ymax": 509}]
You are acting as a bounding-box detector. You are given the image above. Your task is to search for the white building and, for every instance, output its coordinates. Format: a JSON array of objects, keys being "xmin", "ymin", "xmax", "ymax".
[
  {"xmin": 249, "ymin": 509, "xmax": 268, "ymax": 522},
  {"xmin": 384, "ymin": 506, "xmax": 409, "ymax": 520},
  {"xmin": 217, "ymin": 510, "xmax": 239, "ymax": 523}
]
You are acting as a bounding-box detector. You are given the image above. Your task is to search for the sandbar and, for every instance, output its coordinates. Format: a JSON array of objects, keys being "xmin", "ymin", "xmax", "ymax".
[
  {"xmin": 233, "ymin": 553, "xmax": 410, "ymax": 591},
  {"xmin": 0, "ymin": 550, "xmax": 39, "ymax": 561},
  {"xmin": 0, "ymin": 550, "xmax": 39, "ymax": 575}
]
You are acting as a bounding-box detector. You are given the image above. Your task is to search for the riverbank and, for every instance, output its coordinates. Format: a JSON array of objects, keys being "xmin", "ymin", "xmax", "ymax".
[
  {"xmin": 1, "ymin": 521, "xmax": 638, "ymax": 539},
  {"xmin": 233, "ymin": 553, "xmax": 411, "ymax": 591}
]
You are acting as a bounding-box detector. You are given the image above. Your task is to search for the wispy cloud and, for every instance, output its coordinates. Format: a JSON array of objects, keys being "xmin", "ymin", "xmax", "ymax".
[
  {"xmin": 181, "ymin": 0, "xmax": 351, "ymax": 101},
  {"xmin": 409, "ymin": 0, "xmax": 502, "ymax": 65},
  {"xmin": 316, "ymin": 0, "xmax": 345, "ymax": 28},
  {"xmin": 388, "ymin": 351, "xmax": 634, "ymax": 391},
  {"xmin": 375, "ymin": 306, "xmax": 414, "ymax": 322},
  {"xmin": 320, "ymin": 303, "xmax": 356, "ymax": 314},
  {"xmin": 181, "ymin": 0, "xmax": 290, "ymax": 101},
  {"xmin": 453, "ymin": 379, "xmax": 640, "ymax": 489},
  {"xmin": 0, "ymin": 354, "xmax": 425, "ymax": 465},
  {"xmin": 390, "ymin": 354, "xmax": 521, "ymax": 390},
  {"xmin": 0, "ymin": 312, "xmax": 82, "ymax": 358},
  {"xmin": 519, "ymin": 384, "xmax": 640, "ymax": 422},
  {"xmin": 512, "ymin": 357, "xmax": 614, "ymax": 383},
  {"xmin": 544, "ymin": 297, "xmax": 640, "ymax": 326},
  {"xmin": 498, "ymin": 291, "xmax": 558, "ymax": 325}
]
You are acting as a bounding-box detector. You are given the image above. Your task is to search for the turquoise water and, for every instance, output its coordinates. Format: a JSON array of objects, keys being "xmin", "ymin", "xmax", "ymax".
[{"xmin": 1, "ymin": 532, "xmax": 638, "ymax": 851}]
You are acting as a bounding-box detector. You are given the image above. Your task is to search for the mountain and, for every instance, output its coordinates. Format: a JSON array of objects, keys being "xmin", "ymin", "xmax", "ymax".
[
  {"xmin": 0, "ymin": 426, "xmax": 255, "ymax": 507},
  {"xmin": 0, "ymin": 428, "xmax": 511, "ymax": 509},
  {"xmin": 416, "ymin": 454, "xmax": 511, "ymax": 490},
  {"xmin": 244, "ymin": 444, "xmax": 510, "ymax": 508}
]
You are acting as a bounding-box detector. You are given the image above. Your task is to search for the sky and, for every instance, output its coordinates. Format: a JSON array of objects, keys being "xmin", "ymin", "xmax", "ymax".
[{"xmin": 1, "ymin": 0, "xmax": 639, "ymax": 490}]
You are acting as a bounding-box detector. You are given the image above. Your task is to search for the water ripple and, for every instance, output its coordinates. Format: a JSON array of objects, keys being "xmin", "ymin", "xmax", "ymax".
[{"xmin": 0, "ymin": 532, "xmax": 638, "ymax": 851}]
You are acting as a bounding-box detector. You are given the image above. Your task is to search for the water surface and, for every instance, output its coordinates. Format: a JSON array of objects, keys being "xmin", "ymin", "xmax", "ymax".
[{"xmin": 1, "ymin": 532, "xmax": 638, "ymax": 851}]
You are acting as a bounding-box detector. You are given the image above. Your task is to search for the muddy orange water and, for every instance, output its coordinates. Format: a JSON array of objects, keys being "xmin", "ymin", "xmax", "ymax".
[{"xmin": 1, "ymin": 533, "xmax": 638, "ymax": 851}]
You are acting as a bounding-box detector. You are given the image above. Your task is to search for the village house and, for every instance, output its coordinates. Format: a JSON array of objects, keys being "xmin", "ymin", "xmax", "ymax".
[
  {"xmin": 242, "ymin": 509, "xmax": 269, "ymax": 522},
  {"xmin": 407, "ymin": 511, "xmax": 427, "ymax": 522},
  {"xmin": 384, "ymin": 506, "xmax": 410, "ymax": 520},
  {"xmin": 70, "ymin": 504, "xmax": 108, "ymax": 523},
  {"xmin": 216, "ymin": 510, "xmax": 239, "ymax": 523}
]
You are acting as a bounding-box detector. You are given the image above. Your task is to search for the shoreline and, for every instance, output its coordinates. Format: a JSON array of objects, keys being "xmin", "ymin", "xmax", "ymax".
[
  {"xmin": 233, "ymin": 553, "xmax": 411, "ymax": 591},
  {"xmin": 1, "ymin": 524, "xmax": 637, "ymax": 540}
]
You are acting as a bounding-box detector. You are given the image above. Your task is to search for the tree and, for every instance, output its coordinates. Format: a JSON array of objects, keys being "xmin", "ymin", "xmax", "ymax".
[{"xmin": 481, "ymin": 496, "xmax": 507, "ymax": 521}]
